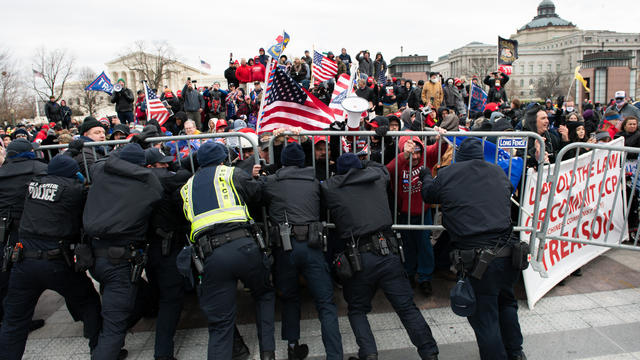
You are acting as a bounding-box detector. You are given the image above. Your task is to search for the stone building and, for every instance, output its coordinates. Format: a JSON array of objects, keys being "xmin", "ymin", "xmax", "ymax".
[
  {"xmin": 387, "ymin": 55, "xmax": 433, "ymax": 82},
  {"xmin": 431, "ymin": 0, "xmax": 640, "ymax": 101}
]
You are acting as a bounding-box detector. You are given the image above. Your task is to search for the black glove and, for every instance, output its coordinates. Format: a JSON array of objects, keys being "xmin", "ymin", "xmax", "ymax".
[
  {"xmin": 329, "ymin": 121, "xmax": 345, "ymax": 131},
  {"xmin": 67, "ymin": 139, "xmax": 84, "ymax": 156},
  {"xmin": 419, "ymin": 167, "xmax": 430, "ymax": 181},
  {"xmin": 374, "ymin": 125, "xmax": 389, "ymax": 137},
  {"xmin": 130, "ymin": 134, "xmax": 151, "ymax": 149}
]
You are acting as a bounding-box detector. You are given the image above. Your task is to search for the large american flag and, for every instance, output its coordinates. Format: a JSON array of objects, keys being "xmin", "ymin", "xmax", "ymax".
[
  {"xmin": 313, "ymin": 50, "xmax": 338, "ymax": 84},
  {"xmin": 144, "ymin": 82, "xmax": 170, "ymax": 125},
  {"xmin": 329, "ymin": 73, "xmax": 356, "ymax": 121},
  {"xmin": 257, "ymin": 67, "xmax": 335, "ymax": 134}
]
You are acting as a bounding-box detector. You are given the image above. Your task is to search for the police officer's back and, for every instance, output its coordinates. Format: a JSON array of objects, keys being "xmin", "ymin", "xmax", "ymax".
[
  {"xmin": 261, "ymin": 143, "xmax": 342, "ymax": 360},
  {"xmin": 0, "ymin": 155, "xmax": 101, "ymax": 360},
  {"xmin": 84, "ymin": 143, "xmax": 163, "ymax": 360},
  {"xmin": 180, "ymin": 142, "xmax": 275, "ymax": 360},
  {"xmin": 0, "ymin": 139, "xmax": 47, "ymax": 328},
  {"xmin": 321, "ymin": 153, "xmax": 439, "ymax": 360},
  {"xmin": 421, "ymin": 138, "xmax": 526, "ymax": 360}
]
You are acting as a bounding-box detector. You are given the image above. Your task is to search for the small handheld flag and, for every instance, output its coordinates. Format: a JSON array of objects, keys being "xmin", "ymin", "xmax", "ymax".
[{"xmin": 85, "ymin": 71, "xmax": 114, "ymax": 95}]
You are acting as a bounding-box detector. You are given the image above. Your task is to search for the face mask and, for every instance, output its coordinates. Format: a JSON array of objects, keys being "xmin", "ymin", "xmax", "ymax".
[
  {"xmin": 566, "ymin": 107, "xmax": 574, "ymax": 112},
  {"xmin": 447, "ymin": 80, "xmax": 453, "ymax": 85},
  {"xmin": 430, "ymin": 78, "xmax": 438, "ymax": 83},
  {"xmin": 495, "ymin": 83, "xmax": 501, "ymax": 87},
  {"xmin": 616, "ymin": 99, "xmax": 625, "ymax": 106}
]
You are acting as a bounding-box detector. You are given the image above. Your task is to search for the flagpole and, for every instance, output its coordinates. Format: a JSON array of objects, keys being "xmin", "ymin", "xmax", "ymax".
[
  {"xmin": 311, "ymin": 45, "xmax": 315, "ymax": 88},
  {"xmin": 256, "ymin": 58, "xmax": 273, "ymax": 134},
  {"xmin": 565, "ymin": 77, "xmax": 574, "ymax": 103},
  {"xmin": 467, "ymin": 83, "xmax": 473, "ymax": 118},
  {"xmin": 144, "ymin": 80, "xmax": 150, "ymax": 125},
  {"xmin": 35, "ymin": 94, "xmax": 40, "ymax": 119}
]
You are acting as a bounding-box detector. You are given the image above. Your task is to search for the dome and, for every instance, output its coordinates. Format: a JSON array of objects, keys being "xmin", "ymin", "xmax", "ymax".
[{"xmin": 519, "ymin": 0, "xmax": 575, "ymax": 31}]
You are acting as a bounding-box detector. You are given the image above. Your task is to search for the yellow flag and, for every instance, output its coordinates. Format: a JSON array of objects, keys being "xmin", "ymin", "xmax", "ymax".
[{"xmin": 574, "ymin": 66, "xmax": 590, "ymax": 93}]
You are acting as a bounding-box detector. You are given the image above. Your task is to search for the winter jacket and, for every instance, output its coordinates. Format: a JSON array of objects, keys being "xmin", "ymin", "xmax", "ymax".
[
  {"xmin": 45, "ymin": 101, "xmax": 62, "ymax": 123},
  {"xmin": 181, "ymin": 85, "xmax": 204, "ymax": 112},
  {"xmin": 421, "ymin": 81, "xmax": 443, "ymax": 109},
  {"xmin": 321, "ymin": 161, "xmax": 393, "ymax": 239},
  {"xmin": 483, "ymin": 73, "xmax": 510, "ymax": 88},
  {"xmin": 355, "ymin": 53, "xmax": 374, "ymax": 77},
  {"xmin": 487, "ymin": 86, "xmax": 508, "ymax": 104},
  {"xmin": 606, "ymin": 103, "xmax": 640, "ymax": 120},
  {"xmin": 386, "ymin": 136, "xmax": 447, "ymax": 215},
  {"xmin": 60, "ymin": 105, "xmax": 72, "ymax": 124},
  {"xmin": 443, "ymin": 84, "xmax": 462, "ymax": 109},
  {"xmin": 408, "ymin": 86, "xmax": 423, "ymax": 110},
  {"xmin": 250, "ymin": 62, "xmax": 266, "ymax": 82},
  {"xmin": 373, "ymin": 59, "xmax": 387, "ymax": 81},
  {"xmin": 260, "ymin": 166, "xmax": 321, "ymax": 225},
  {"xmin": 339, "ymin": 53, "xmax": 352, "ymax": 70},
  {"xmin": 290, "ymin": 64, "xmax": 307, "ymax": 83},
  {"xmin": 421, "ymin": 139, "xmax": 513, "ymax": 249},
  {"xmin": 110, "ymin": 88, "xmax": 135, "ymax": 112},
  {"xmin": 235, "ymin": 65, "xmax": 252, "ymax": 84},
  {"xmin": 0, "ymin": 157, "xmax": 48, "ymax": 223},
  {"xmin": 224, "ymin": 66, "xmax": 238, "ymax": 87},
  {"xmin": 83, "ymin": 154, "xmax": 163, "ymax": 246}
]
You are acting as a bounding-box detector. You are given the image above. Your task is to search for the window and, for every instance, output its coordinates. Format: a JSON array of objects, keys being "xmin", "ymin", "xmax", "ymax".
[
  {"xmin": 520, "ymin": 79, "xmax": 524, "ymax": 87},
  {"xmin": 556, "ymin": 63, "xmax": 561, "ymax": 72},
  {"xmin": 538, "ymin": 64, "xmax": 543, "ymax": 73},
  {"xmin": 529, "ymin": 79, "xmax": 535, "ymax": 85},
  {"xmin": 547, "ymin": 64, "xmax": 552, "ymax": 72},
  {"xmin": 529, "ymin": 64, "xmax": 534, "ymax": 74}
]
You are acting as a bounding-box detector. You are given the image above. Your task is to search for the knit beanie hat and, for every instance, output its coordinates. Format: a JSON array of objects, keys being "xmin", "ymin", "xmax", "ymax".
[{"xmin": 281, "ymin": 143, "xmax": 305, "ymax": 167}]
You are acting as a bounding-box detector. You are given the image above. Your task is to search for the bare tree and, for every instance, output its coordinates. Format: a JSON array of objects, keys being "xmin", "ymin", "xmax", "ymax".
[
  {"xmin": 468, "ymin": 58, "xmax": 496, "ymax": 90},
  {"xmin": 121, "ymin": 41, "xmax": 179, "ymax": 90},
  {"xmin": 0, "ymin": 49, "xmax": 26, "ymax": 124},
  {"xmin": 535, "ymin": 71, "xmax": 570, "ymax": 101},
  {"xmin": 75, "ymin": 67, "xmax": 106, "ymax": 117},
  {"xmin": 32, "ymin": 47, "xmax": 75, "ymax": 102}
]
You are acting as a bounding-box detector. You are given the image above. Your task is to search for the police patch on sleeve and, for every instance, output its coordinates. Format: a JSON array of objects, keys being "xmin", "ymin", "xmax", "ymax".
[{"xmin": 28, "ymin": 181, "xmax": 62, "ymax": 202}]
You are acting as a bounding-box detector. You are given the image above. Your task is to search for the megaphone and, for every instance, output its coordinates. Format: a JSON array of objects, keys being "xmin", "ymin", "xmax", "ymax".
[
  {"xmin": 341, "ymin": 96, "xmax": 369, "ymax": 130},
  {"xmin": 113, "ymin": 84, "xmax": 122, "ymax": 92}
]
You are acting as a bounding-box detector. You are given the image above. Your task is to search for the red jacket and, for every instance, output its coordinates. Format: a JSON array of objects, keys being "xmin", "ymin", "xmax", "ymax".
[
  {"xmin": 235, "ymin": 65, "xmax": 252, "ymax": 84},
  {"xmin": 386, "ymin": 135, "xmax": 446, "ymax": 215},
  {"xmin": 250, "ymin": 63, "xmax": 266, "ymax": 82}
]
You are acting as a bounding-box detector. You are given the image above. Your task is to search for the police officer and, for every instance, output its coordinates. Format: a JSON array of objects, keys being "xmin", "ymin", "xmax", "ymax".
[
  {"xmin": 421, "ymin": 137, "xmax": 526, "ymax": 360},
  {"xmin": 0, "ymin": 138, "xmax": 47, "ymax": 332},
  {"xmin": 260, "ymin": 143, "xmax": 342, "ymax": 360},
  {"xmin": 84, "ymin": 143, "xmax": 163, "ymax": 360},
  {"xmin": 143, "ymin": 148, "xmax": 192, "ymax": 360},
  {"xmin": 321, "ymin": 153, "xmax": 439, "ymax": 360},
  {"xmin": 179, "ymin": 142, "xmax": 275, "ymax": 360},
  {"xmin": 0, "ymin": 155, "xmax": 101, "ymax": 359}
]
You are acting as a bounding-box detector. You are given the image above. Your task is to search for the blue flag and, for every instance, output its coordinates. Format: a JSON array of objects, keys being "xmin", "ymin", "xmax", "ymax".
[
  {"xmin": 449, "ymin": 136, "xmax": 524, "ymax": 190},
  {"xmin": 267, "ymin": 31, "xmax": 290, "ymax": 59},
  {"xmin": 469, "ymin": 83, "xmax": 488, "ymax": 113},
  {"xmin": 85, "ymin": 71, "xmax": 114, "ymax": 95}
]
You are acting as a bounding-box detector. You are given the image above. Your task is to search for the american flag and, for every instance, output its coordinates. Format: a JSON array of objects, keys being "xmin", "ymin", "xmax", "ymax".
[
  {"xmin": 329, "ymin": 73, "xmax": 355, "ymax": 121},
  {"xmin": 144, "ymin": 82, "xmax": 170, "ymax": 125},
  {"xmin": 257, "ymin": 67, "xmax": 335, "ymax": 134},
  {"xmin": 200, "ymin": 59, "xmax": 211, "ymax": 70},
  {"xmin": 313, "ymin": 51, "xmax": 338, "ymax": 84}
]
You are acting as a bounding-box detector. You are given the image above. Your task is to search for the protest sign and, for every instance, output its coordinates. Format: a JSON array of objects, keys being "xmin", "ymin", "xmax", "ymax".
[{"xmin": 520, "ymin": 137, "xmax": 628, "ymax": 309}]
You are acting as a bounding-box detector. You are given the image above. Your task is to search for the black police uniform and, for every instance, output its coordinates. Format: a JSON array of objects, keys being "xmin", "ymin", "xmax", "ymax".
[
  {"xmin": 0, "ymin": 169, "xmax": 101, "ymax": 359},
  {"xmin": 180, "ymin": 144, "xmax": 275, "ymax": 360},
  {"xmin": 146, "ymin": 167, "xmax": 191, "ymax": 360},
  {"xmin": 83, "ymin": 151, "xmax": 163, "ymax": 360},
  {"xmin": 421, "ymin": 138, "xmax": 525, "ymax": 360},
  {"xmin": 0, "ymin": 154, "xmax": 47, "ymax": 324},
  {"xmin": 261, "ymin": 164, "xmax": 343, "ymax": 360},
  {"xmin": 321, "ymin": 160, "xmax": 439, "ymax": 360}
]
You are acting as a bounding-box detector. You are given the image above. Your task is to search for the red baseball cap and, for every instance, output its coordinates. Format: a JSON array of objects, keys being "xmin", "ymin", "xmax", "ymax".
[{"xmin": 484, "ymin": 102, "xmax": 499, "ymax": 112}]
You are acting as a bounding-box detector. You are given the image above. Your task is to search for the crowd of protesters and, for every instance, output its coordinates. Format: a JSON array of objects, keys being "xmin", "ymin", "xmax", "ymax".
[{"xmin": 1, "ymin": 46, "xmax": 640, "ymax": 360}]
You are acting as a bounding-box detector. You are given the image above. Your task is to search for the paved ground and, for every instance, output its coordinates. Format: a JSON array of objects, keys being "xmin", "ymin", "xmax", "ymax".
[{"xmin": 19, "ymin": 248, "xmax": 640, "ymax": 359}]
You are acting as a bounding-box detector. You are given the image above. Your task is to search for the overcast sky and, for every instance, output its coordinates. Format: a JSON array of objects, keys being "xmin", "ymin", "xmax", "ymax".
[{"xmin": 3, "ymin": 0, "xmax": 638, "ymax": 78}]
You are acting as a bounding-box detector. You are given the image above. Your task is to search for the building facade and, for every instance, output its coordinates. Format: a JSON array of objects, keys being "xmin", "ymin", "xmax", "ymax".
[
  {"xmin": 578, "ymin": 51, "xmax": 637, "ymax": 104},
  {"xmin": 387, "ymin": 55, "xmax": 433, "ymax": 82},
  {"xmin": 431, "ymin": 0, "xmax": 640, "ymax": 101}
]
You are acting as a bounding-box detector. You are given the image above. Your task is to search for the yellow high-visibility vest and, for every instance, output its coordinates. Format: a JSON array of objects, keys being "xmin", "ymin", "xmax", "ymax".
[{"xmin": 180, "ymin": 165, "xmax": 251, "ymax": 242}]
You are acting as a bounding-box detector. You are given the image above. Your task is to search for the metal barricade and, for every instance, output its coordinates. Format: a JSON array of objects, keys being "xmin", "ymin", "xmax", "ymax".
[
  {"xmin": 537, "ymin": 141, "xmax": 640, "ymax": 257},
  {"xmin": 265, "ymin": 130, "xmax": 548, "ymax": 270},
  {"xmin": 37, "ymin": 133, "xmax": 261, "ymax": 183}
]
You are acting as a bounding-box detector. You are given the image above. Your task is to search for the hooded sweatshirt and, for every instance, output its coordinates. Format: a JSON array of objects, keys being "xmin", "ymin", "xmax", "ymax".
[{"xmin": 386, "ymin": 135, "xmax": 446, "ymax": 215}]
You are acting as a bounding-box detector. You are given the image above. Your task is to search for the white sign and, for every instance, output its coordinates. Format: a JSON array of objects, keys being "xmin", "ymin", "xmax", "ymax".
[
  {"xmin": 520, "ymin": 137, "xmax": 628, "ymax": 309},
  {"xmin": 498, "ymin": 137, "xmax": 528, "ymax": 148}
]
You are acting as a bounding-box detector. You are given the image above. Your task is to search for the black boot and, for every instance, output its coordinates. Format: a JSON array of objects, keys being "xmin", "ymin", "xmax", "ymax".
[
  {"xmin": 232, "ymin": 327, "xmax": 250, "ymax": 360},
  {"xmin": 287, "ymin": 342, "xmax": 309, "ymax": 360},
  {"xmin": 260, "ymin": 351, "xmax": 276, "ymax": 360},
  {"xmin": 117, "ymin": 349, "xmax": 128, "ymax": 360}
]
